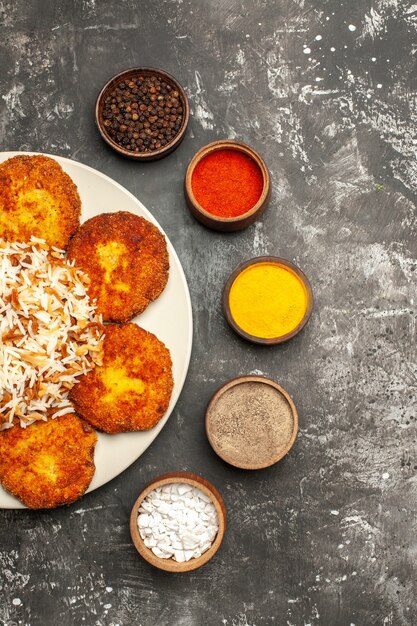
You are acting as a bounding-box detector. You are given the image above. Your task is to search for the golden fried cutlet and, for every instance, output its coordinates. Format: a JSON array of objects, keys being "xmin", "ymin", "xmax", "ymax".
[
  {"xmin": 0, "ymin": 414, "xmax": 97, "ymax": 509},
  {"xmin": 0, "ymin": 155, "xmax": 81, "ymax": 249},
  {"xmin": 67, "ymin": 211, "xmax": 169, "ymax": 322},
  {"xmin": 70, "ymin": 323, "xmax": 174, "ymax": 433}
]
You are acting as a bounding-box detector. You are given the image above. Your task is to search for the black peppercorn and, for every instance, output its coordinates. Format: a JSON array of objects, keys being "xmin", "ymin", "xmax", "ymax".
[{"xmin": 101, "ymin": 72, "xmax": 185, "ymax": 154}]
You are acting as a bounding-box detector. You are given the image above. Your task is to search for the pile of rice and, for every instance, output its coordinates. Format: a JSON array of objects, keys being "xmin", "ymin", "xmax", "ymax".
[{"xmin": 0, "ymin": 237, "xmax": 104, "ymax": 430}]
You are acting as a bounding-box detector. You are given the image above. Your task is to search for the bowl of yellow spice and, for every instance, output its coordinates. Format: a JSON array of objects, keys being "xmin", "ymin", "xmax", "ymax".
[{"xmin": 223, "ymin": 256, "xmax": 313, "ymax": 345}]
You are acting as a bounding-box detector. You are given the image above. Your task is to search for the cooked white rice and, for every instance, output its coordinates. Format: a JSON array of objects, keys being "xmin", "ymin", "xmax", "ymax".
[{"xmin": 0, "ymin": 237, "xmax": 104, "ymax": 430}]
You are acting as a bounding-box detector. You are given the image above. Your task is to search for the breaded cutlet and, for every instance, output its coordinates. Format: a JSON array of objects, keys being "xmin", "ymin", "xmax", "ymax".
[
  {"xmin": 70, "ymin": 323, "xmax": 173, "ymax": 433},
  {"xmin": 0, "ymin": 414, "xmax": 97, "ymax": 509},
  {"xmin": 0, "ymin": 155, "xmax": 81, "ymax": 249},
  {"xmin": 67, "ymin": 211, "xmax": 169, "ymax": 322}
]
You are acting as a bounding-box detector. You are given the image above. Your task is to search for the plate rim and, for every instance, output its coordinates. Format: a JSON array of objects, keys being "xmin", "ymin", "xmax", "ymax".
[{"xmin": 0, "ymin": 151, "xmax": 193, "ymax": 510}]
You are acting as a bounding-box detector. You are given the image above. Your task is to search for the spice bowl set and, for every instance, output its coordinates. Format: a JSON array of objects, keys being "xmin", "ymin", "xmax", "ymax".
[{"xmin": 96, "ymin": 66, "xmax": 314, "ymax": 572}]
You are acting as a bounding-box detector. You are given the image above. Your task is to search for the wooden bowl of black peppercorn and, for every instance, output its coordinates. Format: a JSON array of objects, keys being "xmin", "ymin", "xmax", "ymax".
[{"xmin": 96, "ymin": 67, "xmax": 189, "ymax": 161}]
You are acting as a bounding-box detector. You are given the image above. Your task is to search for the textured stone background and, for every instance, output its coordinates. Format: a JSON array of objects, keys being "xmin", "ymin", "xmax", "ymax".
[{"xmin": 0, "ymin": 1, "xmax": 416, "ymax": 625}]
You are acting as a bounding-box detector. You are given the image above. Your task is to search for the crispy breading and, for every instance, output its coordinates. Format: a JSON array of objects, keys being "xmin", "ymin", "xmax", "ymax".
[
  {"xmin": 67, "ymin": 211, "xmax": 169, "ymax": 322},
  {"xmin": 0, "ymin": 414, "xmax": 97, "ymax": 509},
  {"xmin": 70, "ymin": 323, "xmax": 173, "ymax": 433},
  {"xmin": 0, "ymin": 155, "xmax": 81, "ymax": 249}
]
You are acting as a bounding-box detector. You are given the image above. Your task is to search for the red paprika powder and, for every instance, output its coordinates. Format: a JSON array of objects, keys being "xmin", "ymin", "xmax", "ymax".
[{"xmin": 191, "ymin": 149, "xmax": 264, "ymax": 218}]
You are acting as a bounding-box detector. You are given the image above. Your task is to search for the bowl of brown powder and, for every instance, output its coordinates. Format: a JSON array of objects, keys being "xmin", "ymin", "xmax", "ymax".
[{"xmin": 205, "ymin": 375, "xmax": 298, "ymax": 470}]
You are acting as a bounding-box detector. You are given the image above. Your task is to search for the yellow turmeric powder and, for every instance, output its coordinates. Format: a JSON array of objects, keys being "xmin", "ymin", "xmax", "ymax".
[{"xmin": 228, "ymin": 262, "xmax": 308, "ymax": 339}]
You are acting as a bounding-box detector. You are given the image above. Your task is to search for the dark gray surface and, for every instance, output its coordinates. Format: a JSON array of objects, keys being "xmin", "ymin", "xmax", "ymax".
[{"xmin": 0, "ymin": 1, "xmax": 416, "ymax": 625}]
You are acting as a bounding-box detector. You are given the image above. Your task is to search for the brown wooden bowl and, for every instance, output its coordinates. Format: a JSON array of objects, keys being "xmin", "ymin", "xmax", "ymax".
[
  {"xmin": 184, "ymin": 140, "xmax": 271, "ymax": 231},
  {"xmin": 223, "ymin": 256, "xmax": 314, "ymax": 345},
  {"xmin": 205, "ymin": 375, "xmax": 298, "ymax": 470},
  {"xmin": 96, "ymin": 67, "xmax": 189, "ymax": 161},
  {"xmin": 130, "ymin": 472, "xmax": 226, "ymax": 572}
]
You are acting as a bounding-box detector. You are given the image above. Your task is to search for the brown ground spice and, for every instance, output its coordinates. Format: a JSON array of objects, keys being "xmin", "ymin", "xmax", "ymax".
[{"xmin": 207, "ymin": 382, "xmax": 295, "ymax": 468}]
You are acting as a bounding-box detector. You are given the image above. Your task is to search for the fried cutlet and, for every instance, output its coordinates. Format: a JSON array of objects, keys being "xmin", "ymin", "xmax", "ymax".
[
  {"xmin": 0, "ymin": 155, "xmax": 81, "ymax": 249},
  {"xmin": 0, "ymin": 414, "xmax": 97, "ymax": 509},
  {"xmin": 67, "ymin": 211, "xmax": 169, "ymax": 322},
  {"xmin": 70, "ymin": 323, "xmax": 174, "ymax": 433}
]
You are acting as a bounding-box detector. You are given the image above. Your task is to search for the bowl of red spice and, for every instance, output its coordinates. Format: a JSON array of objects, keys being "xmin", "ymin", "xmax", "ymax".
[
  {"xmin": 96, "ymin": 67, "xmax": 189, "ymax": 160},
  {"xmin": 184, "ymin": 140, "xmax": 271, "ymax": 231}
]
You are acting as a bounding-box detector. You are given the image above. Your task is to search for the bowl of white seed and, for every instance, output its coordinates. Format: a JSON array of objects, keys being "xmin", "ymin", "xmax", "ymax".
[{"xmin": 130, "ymin": 472, "xmax": 227, "ymax": 572}]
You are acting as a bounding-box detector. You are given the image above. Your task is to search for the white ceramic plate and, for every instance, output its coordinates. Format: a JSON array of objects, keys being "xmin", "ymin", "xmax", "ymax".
[{"xmin": 0, "ymin": 152, "xmax": 193, "ymax": 509}]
